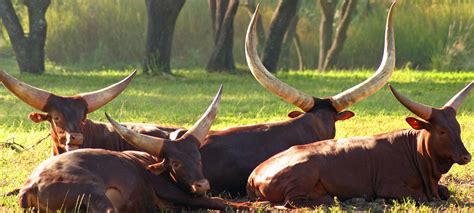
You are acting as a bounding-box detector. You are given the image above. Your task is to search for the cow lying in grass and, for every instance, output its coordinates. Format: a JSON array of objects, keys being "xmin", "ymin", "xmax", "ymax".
[
  {"xmin": 19, "ymin": 86, "xmax": 248, "ymax": 212},
  {"xmin": 200, "ymin": 0, "xmax": 396, "ymax": 196},
  {"xmin": 247, "ymin": 82, "xmax": 472, "ymax": 207},
  {"xmin": 2, "ymin": 0, "xmax": 396, "ymax": 197}
]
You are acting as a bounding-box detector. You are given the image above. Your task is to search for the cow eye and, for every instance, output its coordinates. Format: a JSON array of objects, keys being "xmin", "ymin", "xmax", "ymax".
[
  {"xmin": 172, "ymin": 161, "xmax": 181, "ymax": 168},
  {"xmin": 439, "ymin": 131, "xmax": 446, "ymax": 135},
  {"xmin": 53, "ymin": 117, "xmax": 60, "ymax": 121}
]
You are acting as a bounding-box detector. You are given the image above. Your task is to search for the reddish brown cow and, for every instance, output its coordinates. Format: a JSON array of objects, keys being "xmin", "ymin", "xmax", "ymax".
[
  {"xmin": 0, "ymin": 70, "xmax": 181, "ymax": 155},
  {"xmin": 247, "ymin": 82, "xmax": 472, "ymax": 207},
  {"xmin": 199, "ymin": 1, "xmax": 396, "ymax": 196},
  {"xmin": 19, "ymin": 86, "xmax": 247, "ymax": 211}
]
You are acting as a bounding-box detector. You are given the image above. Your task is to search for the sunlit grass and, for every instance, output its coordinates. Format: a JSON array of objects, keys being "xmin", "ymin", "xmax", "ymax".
[{"xmin": 0, "ymin": 67, "xmax": 473, "ymax": 211}]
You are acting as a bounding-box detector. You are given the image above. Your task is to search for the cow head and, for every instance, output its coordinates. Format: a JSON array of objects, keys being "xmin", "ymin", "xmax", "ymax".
[
  {"xmin": 389, "ymin": 82, "xmax": 472, "ymax": 166},
  {"xmin": 245, "ymin": 1, "xmax": 396, "ymax": 137},
  {"xmin": 0, "ymin": 70, "xmax": 136, "ymax": 154},
  {"xmin": 106, "ymin": 85, "xmax": 223, "ymax": 195}
]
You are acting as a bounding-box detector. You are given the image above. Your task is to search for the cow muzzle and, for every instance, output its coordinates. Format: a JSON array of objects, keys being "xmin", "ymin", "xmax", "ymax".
[
  {"xmin": 458, "ymin": 153, "xmax": 471, "ymax": 165},
  {"xmin": 65, "ymin": 133, "xmax": 84, "ymax": 151},
  {"xmin": 190, "ymin": 179, "xmax": 210, "ymax": 195}
]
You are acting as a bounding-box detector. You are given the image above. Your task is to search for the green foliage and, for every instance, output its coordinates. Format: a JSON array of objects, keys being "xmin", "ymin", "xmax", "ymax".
[
  {"xmin": 432, "ymin": 21, "xmax": 473, "ymax": 71},
  {"xmin": 340, "ymin": 1, "xmax": 473, "ymax": 70},
  {"xmin": 1, "ymin": 0, "xmax": 466, "ymax": 71},
  {"xmin": 45, "ymin": 0, "xmax": 146, "ymax": 68},
  {"xmin": 0, "ymin": 64, "xmax": 473, "ymax": 210}
]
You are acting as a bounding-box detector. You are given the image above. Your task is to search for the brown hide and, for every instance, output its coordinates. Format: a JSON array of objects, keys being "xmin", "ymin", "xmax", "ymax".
[
  {"xmin": 247, "ymin": 128, "xmax": 470, "ymax": 206},
  {"xmin": 52, "ymin": 119, "xmax": 182, "ymax": 155},
  {"xmin": 18, "ymin": 149, "xmax": 248, "ymax": 212},
  {"xmin": 33, "ymin": 94, "xmax": 177, "ymax": 155},
  {"xmin": 201, "ymin": 98, "xmax": 347, "ymax": 195}
]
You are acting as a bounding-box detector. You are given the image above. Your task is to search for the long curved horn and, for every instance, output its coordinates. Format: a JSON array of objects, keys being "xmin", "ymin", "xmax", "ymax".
[
  {"xmin": 331, "ymin": 0, "xmax": 397, "ymax": 111},
  {"xmin": 443, "ymin": 81, "xmax": 473, "ymax": 112},
  {"xmin": 245, "ymin": 4, "xmax": 315, "ymax": 112},
  {"xmin": 0, "ymin": 70, "xmax": 52, "ymax": 111},
  {"xmin": 389, "ymin": 84, "xmax": 432, "ymax": 120},
  {"xmin": 105, "ymin": 113, "xmax": 165, "ymax": 156},
  {"xmin": 81, "ymin": 70, "xmax": 137, "ymax": 113},
  {"xmin": 182, "ymin": 85, "xmax": 223, "ymax": 144}
]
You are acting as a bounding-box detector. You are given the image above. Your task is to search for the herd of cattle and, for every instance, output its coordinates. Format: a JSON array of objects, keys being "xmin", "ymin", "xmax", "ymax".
[{"xmin": 0, "ymin": 1, "xmax": 472, "ymax": 212}]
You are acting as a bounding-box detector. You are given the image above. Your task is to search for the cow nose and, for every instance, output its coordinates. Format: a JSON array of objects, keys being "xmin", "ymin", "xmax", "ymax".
[
  {"xmin": 191, "ymin": 179, "xmax": 210, "ymax": 194},
  {"xmin": 460, "ymin": 154, "xmax": 471, "ymax": 165}
]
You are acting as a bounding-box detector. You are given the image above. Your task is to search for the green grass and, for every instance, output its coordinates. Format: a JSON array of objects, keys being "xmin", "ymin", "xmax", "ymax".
[{"xmin": 0, "ymin": 64, "xmax": 473, "ymax": 211}]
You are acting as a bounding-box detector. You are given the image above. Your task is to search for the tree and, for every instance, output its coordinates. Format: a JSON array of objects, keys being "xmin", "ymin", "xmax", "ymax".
[
  {"xmin": 280, "ymin": 3, "xmax": 304, "ymax": 71},
  {"xmin": 0, "ymin": 0, "xmax": 51, "ymax": 74},
  {"xmin": 241, "ymin": 0, "xmax": 265, "ymax": 49},
  {"xmin": 261, "ymin": 0, "xmax": 299, "ymax": 72},
  {"xmin": 143, "ymin": 0, "xmax": 186, "ymax": 75},
  {"xmin": 318, "ymin": 0, "xmax": 358, "ymax": 71},
  {"xmin": 206, "ymin": 0, "xmax": 239, "ymax": 72}
]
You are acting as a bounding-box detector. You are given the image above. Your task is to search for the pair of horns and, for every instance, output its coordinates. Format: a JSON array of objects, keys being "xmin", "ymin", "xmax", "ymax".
[
  {"xmin": 245, "ymin": 1, "xmax": 397, "ymax": 112},
  {"xmin": 106, "ymin": 85, "xmax": 223, "ymax": 156},
  {"xmin": 0, "ymin": 70, "xmax": 136, "ymax": 113},
  {"xmin": 390, "ymin": 82, "xmax": 473, "ymax": 120}
]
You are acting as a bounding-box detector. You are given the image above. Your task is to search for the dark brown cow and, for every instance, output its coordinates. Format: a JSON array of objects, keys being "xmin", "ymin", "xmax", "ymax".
[
  {"xmin": 19, "ymin": 86, "xmax": 248, "ymax": 211},
  {"xmin": 247, "ymin": 82, "xmax": 472, "ymax": 207},
  {"xmin": 0, "ymin": 70, "xmax": 181, "ymax": 155},
  {"xmin": 199, "ymin": 1, "xmax": 396, "ymax": 196}
]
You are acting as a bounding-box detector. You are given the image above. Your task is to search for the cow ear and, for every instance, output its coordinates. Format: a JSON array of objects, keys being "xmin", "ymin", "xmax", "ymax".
[
  {"xmin": 406, "ymin": 117, "xmax": 428, "ymax": 130},
  {"xmin": 336, "ymin": 111, "xmax": 355, "ymax": 121},
  {"xmin": 288, "ymin": 111, "xmax": 304, "ymax": 118},
  {"xmin": 147, "ymin": 161, "xmax": 167, "ymax": 175},
  {"xmin": 28, "ymin": 112, "xmax": 49, "ymax": 123}
]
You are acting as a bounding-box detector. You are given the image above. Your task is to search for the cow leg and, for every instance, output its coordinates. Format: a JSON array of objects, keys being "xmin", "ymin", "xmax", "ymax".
[
  {"xmin": 284, "ymin": 180, "xmax": 333, "ymax": 208},
  {"xmin": 85, "ymin": 192, "xmax": 116, "ymax": 213},
  {"xmin": 151, "ymin": 177, "xmax": 249, "ymax": 210},
  {"xmin": 376, "ymin": 185, "xmax": 428, "ymax": 202}
]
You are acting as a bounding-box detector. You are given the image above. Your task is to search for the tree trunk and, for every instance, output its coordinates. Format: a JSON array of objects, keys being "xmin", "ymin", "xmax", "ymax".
[
  {"xmin": 318, "ymin": 0, "xmax": 358, "ymax": 71},
  {"xmin": 294, "ymin": 33, "xmax": 304, "ymax": 70},
  {"xmin": 322, "ymin": 0, "xmax": 357, "ymax": 70},
  {"xmin": 281, "ymin": 11, "xmax": 303, "ymax": 70},
  {"xmin": 262, "ymin": 0, "xmax": 299, "ymax": 72},
  {"xmin": 317, "ymin": 0, "xmax": 337, "ymax": 71},
  {"xmin": 143, "ymin": 0, "xmax": 185, "ymax": 75},
  {"xmin": 206, "ymin": 0, "xmax": 239, "ymax": 72},
  {"xmin": 0, "ymin": 0, "xmax": 50, "ymax": 74},
  {"xmin": 242, "ymin": 0, "xmax": 265, "ymax": 47}
]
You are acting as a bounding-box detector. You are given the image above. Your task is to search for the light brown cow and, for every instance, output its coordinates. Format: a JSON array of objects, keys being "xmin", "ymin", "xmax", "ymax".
[{"xmin": 247, "ymin": 82, "xmax": 472, "ymax": 207}]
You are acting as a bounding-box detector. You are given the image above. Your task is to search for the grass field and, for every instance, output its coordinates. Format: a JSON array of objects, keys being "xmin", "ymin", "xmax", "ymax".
[{"xmin": 0, "ymin": 65, "xmax": 473, "ymax": 211}]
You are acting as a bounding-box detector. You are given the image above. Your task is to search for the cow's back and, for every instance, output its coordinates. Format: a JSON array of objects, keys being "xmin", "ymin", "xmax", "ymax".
[
  {"xmin": 247, "ymin": 132, "xmax": 425, "ymax": 203},
  {"xmin": 19, "ymin": 149, "xmax": 158, "ymax": 212},
  {"xmin": 247, "ymin": 137, "xmax": 380, "ymax": 202},
  {"xmin": 81, "ymin": 120, "xmax": 181, "ymax": 152}
]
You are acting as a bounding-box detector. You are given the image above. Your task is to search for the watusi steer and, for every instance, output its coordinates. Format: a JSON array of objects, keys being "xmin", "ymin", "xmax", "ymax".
[{"xmin": 247, "ymin": 81, "xmax": 472, "ymax": 207}]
